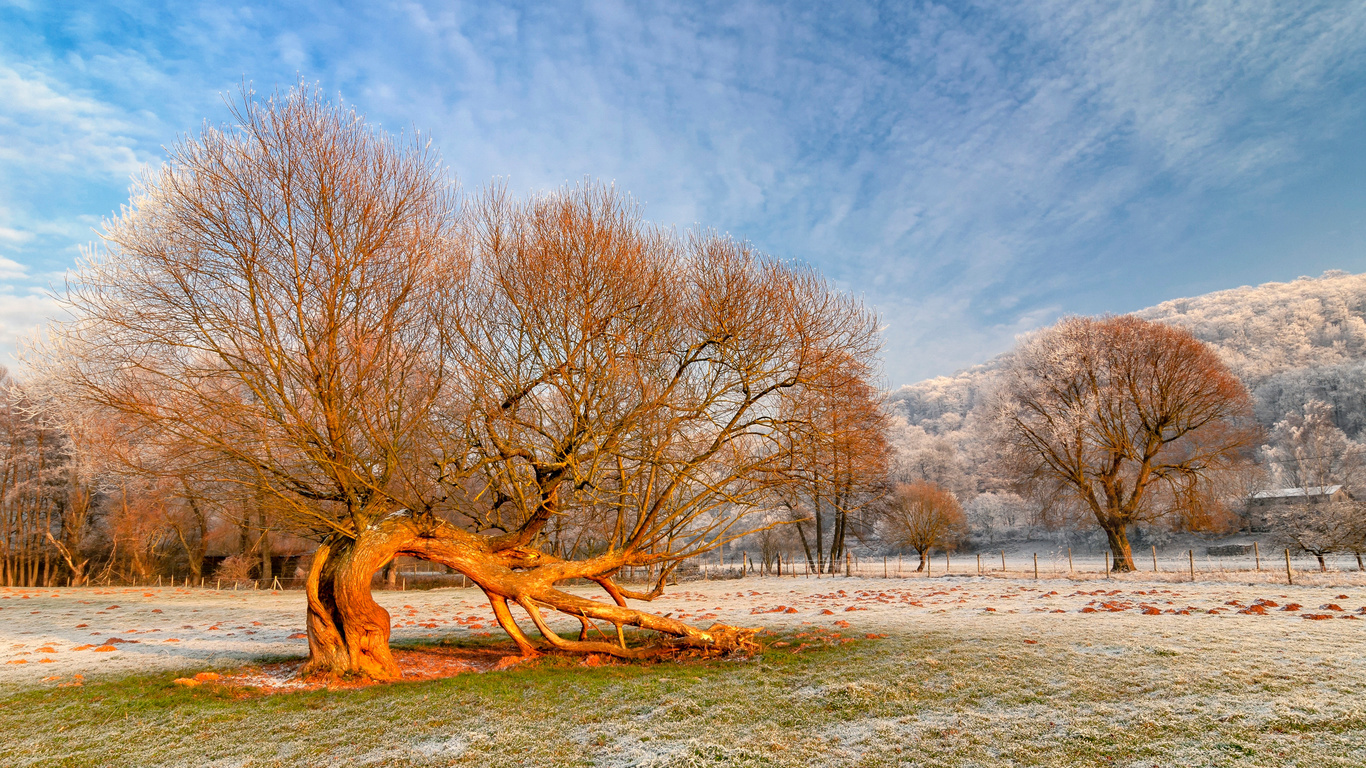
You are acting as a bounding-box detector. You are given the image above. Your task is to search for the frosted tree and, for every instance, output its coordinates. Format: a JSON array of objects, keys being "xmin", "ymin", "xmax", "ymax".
[
  {"xmin": 994, "ymin": 315, "xmax": 1258, "ymax": 571},
  {"xmin": 1261, "ymin": 401, "xmax": 1366, "ymax": 569},
  {"xmin": 37, "ymin": 85, "xmax": 882, "ymax": 679},
  {"xmin": 882, "ymin": 481, "xmax": 967, "ymax": 571}
]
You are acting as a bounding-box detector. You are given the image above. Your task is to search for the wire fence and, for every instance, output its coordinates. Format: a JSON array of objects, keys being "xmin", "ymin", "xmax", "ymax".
[
  {"xmin": 676, "ymin": 545, "xmax": 1366, "ymax": 587},
  {"xmin": 29, "ymin": 545, "xmax": 1366, "ymax": 591}
]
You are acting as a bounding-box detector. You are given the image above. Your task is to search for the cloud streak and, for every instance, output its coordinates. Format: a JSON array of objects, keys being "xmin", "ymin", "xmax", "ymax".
[{"xmin": 1, "ymin": 0, "xmax": 1364, "ymax": 382}]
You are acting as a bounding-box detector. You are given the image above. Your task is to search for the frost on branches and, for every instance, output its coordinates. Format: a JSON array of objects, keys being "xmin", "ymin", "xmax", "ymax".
[
  {"xmin": 33, "ymin": 86, "xmax": 885, "ymax": 679},
  {"xmin": 993, "ymin": 316, "xmax": 1259, "ymax": 571},
  {"xmin": 1260, "ymin": 401, "xmax": 1366, "ymax": 570}
]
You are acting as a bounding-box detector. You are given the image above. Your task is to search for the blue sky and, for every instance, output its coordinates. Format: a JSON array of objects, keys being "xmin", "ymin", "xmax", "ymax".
[{"xmin": 2, "ymin": 1, "xmax": 1364, "ymax": 386}]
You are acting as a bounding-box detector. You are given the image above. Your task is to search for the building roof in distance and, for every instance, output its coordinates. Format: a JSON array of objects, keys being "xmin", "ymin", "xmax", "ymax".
[{"xmin": 1250, "ymin": 485, "xmax": 1343, "ymax": 500}]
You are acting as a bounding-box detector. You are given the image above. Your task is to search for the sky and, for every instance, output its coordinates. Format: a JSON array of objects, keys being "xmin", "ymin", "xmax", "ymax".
[{"xmin": 1, "ymin": 1, "xmax": 1364, "ymax": 387}]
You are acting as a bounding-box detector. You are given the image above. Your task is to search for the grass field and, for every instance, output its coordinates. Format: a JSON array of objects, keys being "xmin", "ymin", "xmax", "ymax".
[{"xmin": 2, "ymin": 576, "xmax": 1364, "ymax": 766}]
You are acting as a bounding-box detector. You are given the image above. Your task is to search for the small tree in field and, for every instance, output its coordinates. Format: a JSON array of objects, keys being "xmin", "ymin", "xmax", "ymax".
[
  {"xmin": 37, "ymin": 86, "xmax": 882, "ymax": 679},
  {"xmin": 883, "ymin": 481, "xmax": 966, "ymax": 571},
  {"xmin": 995, "ymin": 315, "xmax": 1257, "ymax": 572}
]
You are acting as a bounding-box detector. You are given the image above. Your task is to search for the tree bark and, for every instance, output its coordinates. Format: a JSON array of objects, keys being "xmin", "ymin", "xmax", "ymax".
[
  {"xmin": 302, "ymin": 535, "xmax": 402, "ymax": 680},
  {"xmin": 1103, "ymin": 523, "xmax": 1136, "ymax": 572},
  {"xmin": 258, "ymin": 502, "xmax": 272, "ymax": 582},
  {"xmin": 828, "ymin": 509, "xmax": 846, "ymax": 576},
  {"xmin": 44, "ymin": 531, "xmax": 87, "ymax": 587},
  {"xmin": 299, "ymin": 511, "xmax": 760, "ymax": 681},
  {"xmin": 793, "ymin": 517, "xmax": 816, "ymax": 573}
]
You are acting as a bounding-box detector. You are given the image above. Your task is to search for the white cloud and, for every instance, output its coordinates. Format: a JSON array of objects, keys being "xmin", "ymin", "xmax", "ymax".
[
  {"xmin": 2, "ymin": 0, "xmax": 1363, "ymax": 388},
  {"xmin": 0, "ymin": 226, "xmax": 33, "ymax": 244},
  {"xmin": 0, "ymin": 284, "xmax": 61, "ymax": 375},
  {"xmin": 0, "ymin": 256, "xmax": 28, "ymax": 279},
  {"xmin": 0, "ymin": 62, "xmax": 149, "ymax": 180}
]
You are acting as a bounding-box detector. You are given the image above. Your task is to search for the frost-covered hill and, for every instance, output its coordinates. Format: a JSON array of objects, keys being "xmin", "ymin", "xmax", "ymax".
[
  {"xmin": 1135, "ymin": 270, "xmax": 1366, "ymax": 383},
  {"xmin": 887, "ymin": 270, "xmax": 1366, "ymax": 495}
]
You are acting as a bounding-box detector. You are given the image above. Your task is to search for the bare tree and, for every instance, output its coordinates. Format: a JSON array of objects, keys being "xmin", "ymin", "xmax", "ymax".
[
  {"xmin": 882, "ymin": 481, "xmax": 966, "ymax": 571},
  {"xmin": 424, "ymin": 183, "xmax": 881, "ymax": 664},
  {"xmin": 1, "ymin": 368, "xmax": 59, "ymax": 586},
  {"xmin": 38, "ymin": 87, "xmax": 882, "ymax": 679},
  {"xmin": 39, "ymin": 85, "xmax": 458, "ymax": 676},
  {"xmin": 781, "ymin": 362, "xmax": 892, "ymax": 573},
  {"xmin": 1262, "ymin": 401, "xmax": 1366, "ymax": 569},
  {"xmin": 994, "ymin": 315, "xmax": 1258, "ymax": 571}
]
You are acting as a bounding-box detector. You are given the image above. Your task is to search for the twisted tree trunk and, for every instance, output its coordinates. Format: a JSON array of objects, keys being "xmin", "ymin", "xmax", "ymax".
[{"xmin": 301, "ymin": 511, "xmax": 759, "ymax": 681}]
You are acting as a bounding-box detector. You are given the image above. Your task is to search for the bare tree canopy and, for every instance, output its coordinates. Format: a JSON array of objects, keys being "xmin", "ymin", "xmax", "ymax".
[
  {"xmin": 779, "ymin": 359, "xmax": 891, "ymax": 574},
  {"xmin": 994, "ymin": 315, "xmax": 1257, "ymax": 571},
  {"xmin": 34, "ymin": 85, "xmax": 884, "ymax": 679},
  {"xmin": 1261, "ymin": 400, "xmax": 1366, "ymax": 568},
  {"xmin": 882, "ymin": 480, "xmax": 966, "ymax": 571}
]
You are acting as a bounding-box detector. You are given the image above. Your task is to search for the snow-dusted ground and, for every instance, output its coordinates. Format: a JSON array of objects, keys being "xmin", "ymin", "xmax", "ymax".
[{"xmin": 3, "ymin": 573, "xmax": 1363, "ymax": 687}]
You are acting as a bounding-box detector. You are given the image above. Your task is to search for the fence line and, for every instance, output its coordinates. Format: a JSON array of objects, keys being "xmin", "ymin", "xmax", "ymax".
[{"xmin": 21, "ymin": 547, "xmax": 1366, "ymax": 590}]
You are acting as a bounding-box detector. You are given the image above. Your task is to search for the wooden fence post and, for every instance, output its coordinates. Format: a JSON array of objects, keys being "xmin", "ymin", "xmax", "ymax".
[
  {"xmin": 1254, "ymin": 542, "xmax": 1261, "ymax": 571},
  {"xmin": 946, "ymin": 551, "xmax": 950, "ymax": 574},
  {"xmin": 1001, "ymin": 550, "xmax": 1006, "ymax": 573},
  {"xmin": 1188, "ymin": 549, "xmax": 1194, "ymax": 581},
  {"xmin": 1068, "ymin": 547, "xmax": 1073, "ymax": 574},
  {"xmin": 1285, "ymin": 548, "xmax": 1293, "ymax": 585},
  {"xmin": 977, "ymin": 553, "xmax": 982, "ymax": 575},
  {"xmin": 1033, "ymin": 552, "xmax": 1038, "ymax": 580},
  {"xmin": 845, "ymin": 551, "xmax": 852, "ymax": 577},
  {"xmin": 1152, "ymin": 545, "xmax": 1158, "ymax": 572}
]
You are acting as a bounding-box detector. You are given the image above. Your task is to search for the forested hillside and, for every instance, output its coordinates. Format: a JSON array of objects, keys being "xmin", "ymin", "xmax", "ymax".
[
  {"xmin": 1138, "ymin": 271, "xmax": 1366, "ymax": 437},
  {"xmin": 886, "ymin": 270, "xmax": 1366, "ymax": 536}
]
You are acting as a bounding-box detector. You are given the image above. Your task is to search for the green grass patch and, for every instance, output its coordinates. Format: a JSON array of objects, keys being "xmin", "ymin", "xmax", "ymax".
[{"xmin": 2, "ymin": 627, "xmax": 1364, "ymax": 767}]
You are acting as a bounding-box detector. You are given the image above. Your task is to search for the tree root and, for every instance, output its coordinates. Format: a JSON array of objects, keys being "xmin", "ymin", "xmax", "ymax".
[{"xmin": 301, "ymin": 511, "xmax": 761, "ymax": 679}]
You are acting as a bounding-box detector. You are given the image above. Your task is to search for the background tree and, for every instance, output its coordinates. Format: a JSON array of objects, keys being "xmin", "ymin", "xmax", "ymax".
[
  {"xmin": 963, "ymin": 491, "xmax": 1036, "ymax": 546},
  {"xmin": 1261, "ymin": 400, "xmax": 1364, "ymax": 493},
  {"xmin": 1261, "ymin": 400, "xmax": 1366, "ymax": 569},
  {"xmin": 995, "ymin": 315, "xmax": 1258, "ymax": 571},
  {"xmin": 1, "ymin": 368, "xmax": 61, "ymax": 586},
  {"xmin": 781, "ymin": 362, "xmax": 891, "ymax": 573},
  {"xmin": 882, "ymin": 480, "xmax": 966, "ymax": 571},
  {"xmin": 38, "ymin": 87, "xmax": 882, "ymax": 679}
]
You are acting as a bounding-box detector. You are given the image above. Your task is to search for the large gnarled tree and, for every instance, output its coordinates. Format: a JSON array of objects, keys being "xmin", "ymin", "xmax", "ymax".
[
  {"xmin": 38, "ymin": 86, "xmax": 881, "ymax": 679},
  {"xmin": 995, "ymin": 315, "xmax": 1256, "ymax": 571}
]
